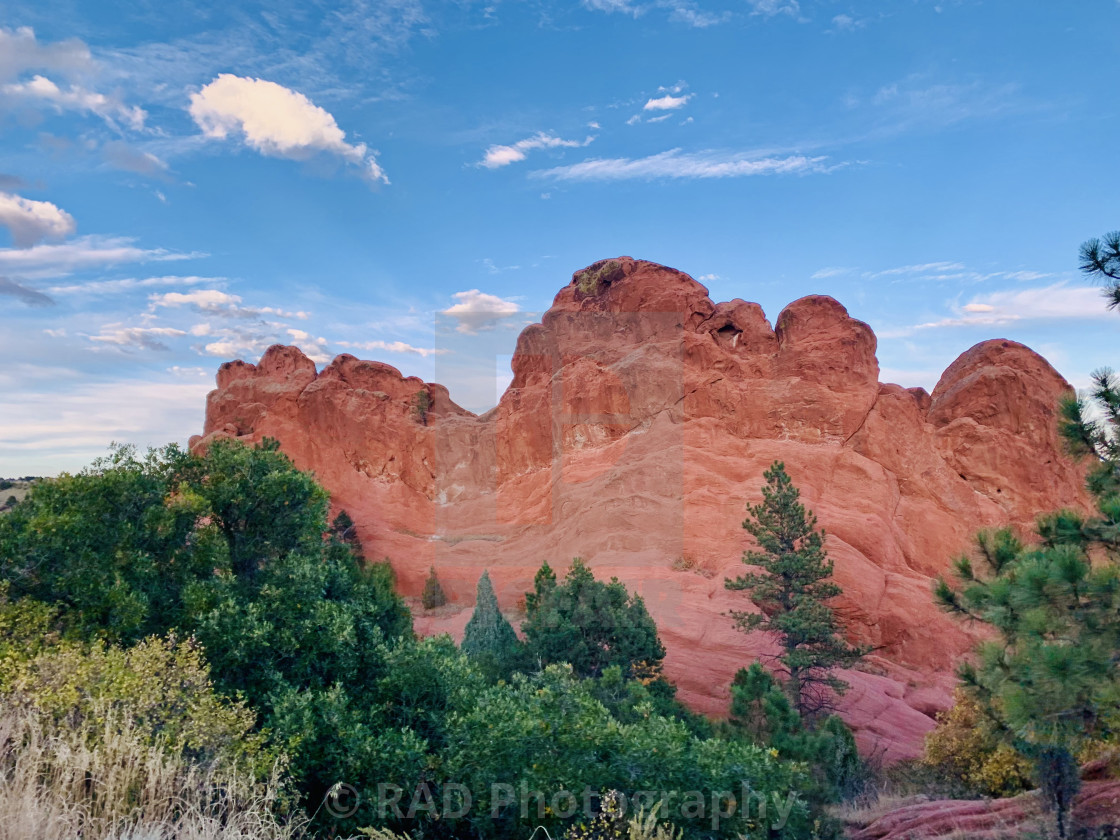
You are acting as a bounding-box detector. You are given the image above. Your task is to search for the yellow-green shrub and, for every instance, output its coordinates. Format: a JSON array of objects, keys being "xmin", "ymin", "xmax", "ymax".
[
  {"xmin": 0, "ymin": 584, "xmax": 274, "ymax": 777},
  {"xmin": 922, "ymin": 689, "xmax": 1033, "ymax": 797}
]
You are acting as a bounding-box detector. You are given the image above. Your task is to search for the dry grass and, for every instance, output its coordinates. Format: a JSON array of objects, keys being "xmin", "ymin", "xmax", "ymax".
[{"xmin": 0, "ymin": 708, "xmax": 306, "ymax": 840}]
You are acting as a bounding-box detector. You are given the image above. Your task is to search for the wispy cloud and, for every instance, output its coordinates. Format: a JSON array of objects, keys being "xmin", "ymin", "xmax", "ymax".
[
  {"xmin": 747, "ymin": 0, "xmax": 802, "ymax": 19},
  {"xmin": 811, "ymin": 266, "xmax": 853, "ymax": 279},
  {"xmin": 102, "ymin": 141, "xmax": 170, "ymax": 178},
  {"xmin": 0, "ymin": 276, "xmax": 54, "ymax": 307},
  {"xmin": 46, "ymin": 275, "xmax": 219, "ymax": 296},
  {"xmin": 531, "ymin": 149, "xmax": 837, "ymax": 182},
  {"xmin": 336, "ymin": 339, "xmax": 449, "ymax": 357},
  {"xmin": 0, "ymin": 236, "xmax": 201, "ymax": 280},
  {"xmin": 479, "ymin": 132, "xmax": 595, "ymax": 169},
  {"xmin": 582, "ymin": 0, "xmax": 729, "ymax": 26},
  {"xmin": 865, "ymin": 261, "xmax": 1056, "ymax": 284},
  {"xmin": 89, "ymin": 324, "xmax": 188, "ymax": 351},
  {"xmin": 0, "ymin": 191, "xmax": 75, "ymax": 247},
  {"xmin": 441, "ymin": 289, "xmax": 520, "ymax": 333},
  {"xmin": 831, "ymin": 13, "xmax": 864, "ymax": 31},
  {"xmin": 189, "ymin": 74, "xmax": 388, "ymax": 184},
  {"xmin": 883, "ymin": 282, "xmax": 1113, "ymax": 337}
]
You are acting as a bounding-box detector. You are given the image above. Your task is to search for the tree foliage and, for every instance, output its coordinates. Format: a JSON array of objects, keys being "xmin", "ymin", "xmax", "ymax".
[
  {"xmin": 422, "ymin": 565, "xmax": 448, "ymax": 610},
  {"xmin": 934, "ymin": 523, "xmax": 1120, "ymax": 837},
  {"xmin": 728, "ymin": 663, "xmax": 865, "ymax": 806},
  {"xmin": 523, "ymin": 558, "xmax": 665, "ymax": 682},
  {"xmin": 1079, "ymin": 229, "xmax": 1120, "ymax": 310},
  {"xmin": 725, "ymin": 462, "xmax": 867, "ymax": 717},
  {"xmin": 460, "ymin": 570, "xmax": 519, "ymax": 678}
]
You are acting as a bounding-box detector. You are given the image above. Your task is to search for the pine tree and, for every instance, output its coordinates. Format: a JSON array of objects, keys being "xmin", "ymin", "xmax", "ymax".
[
  {"xmin": 461, "ymin": 570, "xmax": 520, "ymax": 678},
  {"xmin": 1079, "ymin": 229, "xmax": 1120, "ymax": 311},
  {"xmin": 935, "ymin": 525, "xmax": 1120, "ymax": 838},
  {"xmin": 725, "ymin": 461, "xmax": 867, "ymax": 717},
  {"xmin": 421, "ymin": 566, "xmax": 447, "ymax": 610}
]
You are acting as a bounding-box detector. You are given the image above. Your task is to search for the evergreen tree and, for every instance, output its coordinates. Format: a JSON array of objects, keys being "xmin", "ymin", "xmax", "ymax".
[
  {"xmin": 461, "ymin": 570, "xmax": 520, "ymax": 678},
  {"xmin": 729, "ymin": 662, "xmax": 865, "ymax": 805},
  {"xmin": 329, "ymin": 509, "xmax": 364, "ymax": 559},
  {"xmin": 522, "ymin": 557, "xmax": 665, "ymax": 681},
  {"xmin": 935, "ymin": 525, "xmax": 1120, "ymax": 838},
  {"xmin": 725, "ymin": 461, "xmax": 867, "ymax": 717},
  {"xmin": 1079, "ymin": 229, "xmax": 1120, "ymax": 310},
  {"xmin": 421, "ymin": 566, "xmax": 448, "ymax": 609}
]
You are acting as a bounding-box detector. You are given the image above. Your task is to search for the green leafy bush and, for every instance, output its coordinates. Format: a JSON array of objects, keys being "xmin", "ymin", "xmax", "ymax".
[{"xmin": 523, "ymin": 558, "xmax": 665, "ymax": 682}]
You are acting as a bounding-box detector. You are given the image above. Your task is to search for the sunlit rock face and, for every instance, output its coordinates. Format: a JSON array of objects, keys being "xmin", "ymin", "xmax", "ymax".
[{"xmin": 191, "ymin": 257, "xmax": 1089, "ymax": 762}]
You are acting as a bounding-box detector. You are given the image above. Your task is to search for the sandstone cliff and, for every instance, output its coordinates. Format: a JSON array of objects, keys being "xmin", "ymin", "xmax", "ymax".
[{"xmin": 191, "ymin": 258, "xmax": 1089, "ymax": 761}]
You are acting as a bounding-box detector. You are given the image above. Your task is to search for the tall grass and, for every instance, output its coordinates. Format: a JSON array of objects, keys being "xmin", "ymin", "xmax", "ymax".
[{"xmin": 0, "ymin": 707, "xmax": 307, "ymax": 840}]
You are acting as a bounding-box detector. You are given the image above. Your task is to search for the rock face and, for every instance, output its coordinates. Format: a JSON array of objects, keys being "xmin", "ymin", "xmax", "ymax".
[{"xmin": 191, "ymin": 258, "xmax": 1089, "ymax": 762}]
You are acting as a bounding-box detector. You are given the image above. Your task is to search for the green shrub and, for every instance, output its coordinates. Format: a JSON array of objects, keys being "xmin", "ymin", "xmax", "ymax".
[
  {"xmin": 422, "ymin": 566, "xmax": 447, "ymax": 609},
  {"xmin": 523, "ymin": 558, "xmax": 665, "ymax": 682}
]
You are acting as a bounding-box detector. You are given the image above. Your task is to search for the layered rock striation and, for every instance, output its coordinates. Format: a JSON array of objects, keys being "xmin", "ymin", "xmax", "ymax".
[{"xmin": 191, "ymin": 258, "xmax": 1088, "ymax": 760}]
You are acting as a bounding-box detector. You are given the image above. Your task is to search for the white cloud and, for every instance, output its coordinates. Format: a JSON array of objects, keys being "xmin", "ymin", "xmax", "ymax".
[
  {"xmin": 662, "ymin": 3, "xmax": 728, "ymax": 27},
  {"xmin": 46, "ymin": 275, "xmax": 218, "ymax": 296},
  {"xmin": 89, "ymin": 324, "xmax": 187, "ymax": 351},
  {"xmin": 2, "ymin": 74, "xmax": 146, "ymax": 130},
  {"xmin": 337, "ymin": 339, "xmax": 449, "ymax": 357},
  {"xmin": 582, "ymin": 0, "xmax": 642, "ymax": 16},
  {"xmin": 150, "ymin": 288, "xmax": 309, "ymax": 320},
  {"xmin": 0, "ymin": 192, "xmax": 76, "ymax": 248},
  {"xmin": 441, "ymin": 289, "xmax": 521, "ymax": 333},
  {"xmin": 870, "ymin": 260, "xmax": 965, "ymax": 278},
  {"xmin": 811, "ymin": 266, "xmax": 853, "ymax": 279},
  {"xmin": 646, "ymin": 113, "xmax": 672, "ymax": 123},
  {"xmin": 831, "ymin": 13, "xmax": 863, "ymax": 30},
  {"xmin": 0, "ymin": 235, "xmax": 201, "ymax": 280},
  {"xmin": 188, "ymin": 74, "xmax": 388, "ymax": 184},
  {"xmin": 531, "ymin": 149, "xmax": 835, "ymax": 182},
  {"xmin": 747, "ymin": 0, "xmax": 801, "ymax": 17},
  {"xmin": 644, "ymin": 94, "xmax": 691, "ymax": 111},
  {"xmin": 479, "ymin": 132, "xmax": 595, "ymax": 169},
  {"xmin": 907, "ymin": 283, "xmax": 1114, "ymax": 332},
  {"xmin": 581, "ymin": 0, "xmax": 726, "ymax": 26}
]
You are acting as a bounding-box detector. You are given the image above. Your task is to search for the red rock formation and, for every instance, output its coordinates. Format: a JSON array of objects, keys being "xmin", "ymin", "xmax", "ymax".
[
  {"xmin": 191, "ymin": 257, "xmax": 1089, "ymax": 762},
  {"xmin": 849, "ymin": 781, "xmax": 1120, "ymax": 839}
]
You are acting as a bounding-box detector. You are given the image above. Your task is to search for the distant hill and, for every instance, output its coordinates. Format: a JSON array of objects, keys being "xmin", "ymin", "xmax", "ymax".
[{"xmin": 0, "ymin": 478, "xmax": 38, "ymax": 512}]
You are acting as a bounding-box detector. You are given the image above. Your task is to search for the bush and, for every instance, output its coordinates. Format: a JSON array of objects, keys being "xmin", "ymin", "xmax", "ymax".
[
  {"xmin": 422, "ymin": 566, "xmax": 448, "ymax": 610},
  {"xmin": 923, "ymin": 688, "xmax": 1033, "ymax": 798},
  {"xmin": 523, "ymin": 558, "xmax": 665, "ymax": 682}
]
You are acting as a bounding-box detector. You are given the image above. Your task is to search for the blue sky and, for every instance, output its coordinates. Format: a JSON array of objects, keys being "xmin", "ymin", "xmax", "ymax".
[{"xmin": 1, "ymin": 0, "xmax": 1118, "ymax": 475}]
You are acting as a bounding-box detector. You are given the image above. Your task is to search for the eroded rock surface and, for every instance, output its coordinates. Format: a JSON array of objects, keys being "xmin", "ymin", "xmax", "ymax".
[{"xmin": 191, "ymin": 258, "xmax": 1088, "ymax": 761}]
